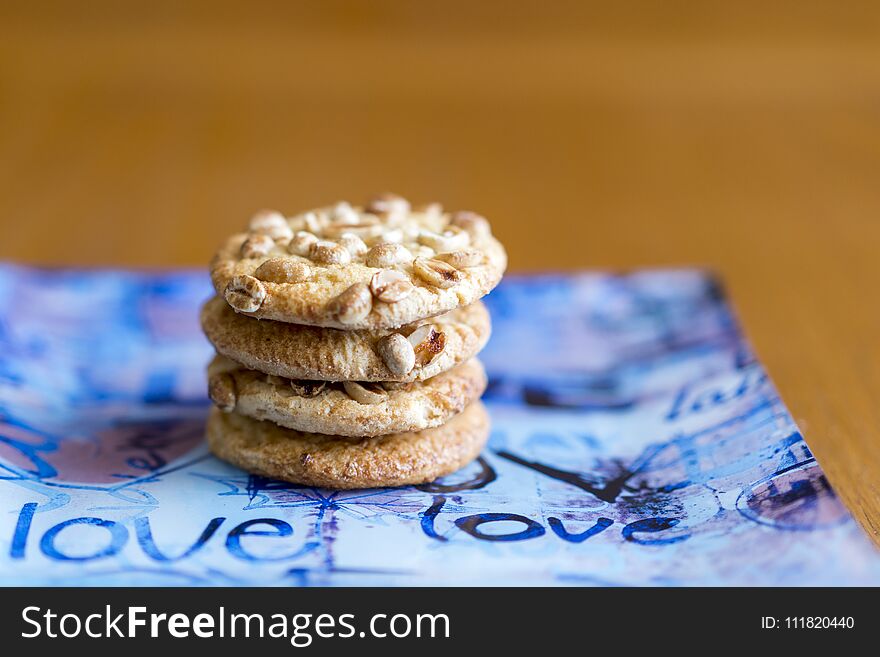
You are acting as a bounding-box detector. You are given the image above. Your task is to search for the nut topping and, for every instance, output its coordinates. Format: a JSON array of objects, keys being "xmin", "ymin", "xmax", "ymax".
[
  {"xmin": 365, "ymin": 243, "xmax": 413, "ymax": 268},
  {"xmin": 402, "ymin": 222, "xmax": 421, "ymax": 242},
  {"xmin": 366, "ymin": 193, "xmax": 411, "ymax": 218},
  {"xmin": 288, "ymin": 230, "xmax": 319, "ymax": 256},
  {"xmin": 299, "ymin": 211, "xmax": 324, "ymax": 234},
  {"xmin": 338, "ymin": 233, "xmax": 369, "ymax": 257},
  {"xmin": 449, "ymin": 210, "xmax": 490, "ymax": 237},
  {"xmin": 376, "ymin": 333, "xmax": 416, "ymax": 375},
  {"xmin": 407, "ymin": 324, "xmax": 447, "ymax": 367},
  {"xmin": 369, "ymin": 269, "xmax": 414, "ymax": 303},
  {"xmin": 330, "ymin": 283, "xmax": 373, "ymax": 324},
  {"xmin": 248, "ymin": 210, "xmax": 292, "ymax": 242},
  {"xmin": 331, "ymin": 201, "xmax": 359, "ymax": 223},
  {"xmin": 434, "ymin": 248, "xmax": 484, "ymax": 269},
  {"xmin": 410, "ymin": 245, "xmax": 436, "ymax": 259},
  {"xmin": 342, "ymin": 380, "xmax": 388, "ymax": 405},
  {"xmin": 376, "ymin": 228, "xmax": 404, "ymax": 244},
  {"xmin": 412, "ymin": 257, "xmax": 462, "ymax": 288},
  {"xmin": 417, "ymin": 226, "xmax": 470, "ymax": 252},
  {"xmin": 239, "ymin": 233, "xmax": 275, "ymax": 259},
  {"xmin": 363, "ymin": 228, "xmax": 404, "ymax": 248},
  {"xmin": 224, "ymin": 275, "xmax": 267, "ymax": 312},
  {"xmin": 254, "ymin": 257, "xmax": 311, "ymax": 284},
  {"xmin": 309, "ymin": 240, "xmax": 352, "ymax": 265},
  {"xmin": 416, "ymin": 202, "xmax": 444, "ymax": 220},
  {"xmin": 290, "ymin": 380, "xmax": 327, "ymax": 397},
  {"xmin": 322, "ymin": 215, "xmax": 383, "ymax": 239},
  {"xmin": 208, "ymin": 373, "xmax": 237, "ymax": 412}
]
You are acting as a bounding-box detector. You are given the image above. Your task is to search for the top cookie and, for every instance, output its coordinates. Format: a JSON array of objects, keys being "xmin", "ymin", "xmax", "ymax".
[{"xmin": 210, "ymin": 194, "xmax": 507, "ymax": 329}]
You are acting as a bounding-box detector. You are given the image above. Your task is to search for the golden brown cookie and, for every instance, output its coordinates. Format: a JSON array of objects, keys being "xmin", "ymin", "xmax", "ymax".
[
  {"xmin": 200, "ymin": 296, "xmax": 491, "ymax": 382},
  {"xmin": 206, "ymin": 401, "xmax": 490, "ymax": 489},
  {"xmin": 209, "ymin": 196, "xmax": 507, "ymax": 330},
  {"xmin": 207, "ymin": 354, "xmax": 487, "ymax": 437}
]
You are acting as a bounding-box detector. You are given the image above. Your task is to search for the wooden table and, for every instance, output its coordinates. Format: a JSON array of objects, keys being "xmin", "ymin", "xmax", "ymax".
[{"xmin": 2, "ymin": 4, "xmax": 878, "ymax": 545}]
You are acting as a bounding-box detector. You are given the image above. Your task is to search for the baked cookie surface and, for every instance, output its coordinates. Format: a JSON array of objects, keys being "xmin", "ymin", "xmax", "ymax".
[
  {"xmin": 207, "ymin": 355, "xmax": 487, "ymax": 437},
  {"xmin": 200, "ymin": 296, "xmax": 491, "ymax": 382},
  {"xmin": 206, "ymin": 400, "xmax": 490, "ymax": 489},
  {"xmin": 209, "ymin": 196, "xmax": 507, "ymax": 329}
]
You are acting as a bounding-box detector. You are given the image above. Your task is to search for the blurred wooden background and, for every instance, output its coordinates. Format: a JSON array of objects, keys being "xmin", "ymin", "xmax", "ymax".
[{"xmin": 1, "ymin": 2, "xmax": 879, "ymax": 546}]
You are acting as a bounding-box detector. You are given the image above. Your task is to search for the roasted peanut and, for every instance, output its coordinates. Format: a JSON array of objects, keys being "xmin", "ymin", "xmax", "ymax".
[
  {"xmin": 254, "ymin": 257, "xmax": 311, "ymax": 283},
  {"xmin": 377, "ymin": 333, "xmax": 416, "ymax": 375},
  {"xmin": 330, "ymin": 283, "xmax": 373, "ymax": 324},
  {"xmin": 369, "ymin": 269, "xmax": 414, "ymax": 303},
  {"xmin": 224, "ymin": 275, "xmax": 267, "ymax": 312},
  {"xmin": 412, "ymin": 257, "xmax": 461, "ymax": 288}
]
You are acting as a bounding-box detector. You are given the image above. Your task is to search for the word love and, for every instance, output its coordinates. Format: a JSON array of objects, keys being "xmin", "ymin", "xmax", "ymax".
[
  {"xmin": 421, "ymin": 496, "xmax": 689, "ymax": 545},
  {"xmin": 9, "ymin": 503, "xmax": 302, "ymax": 563}
]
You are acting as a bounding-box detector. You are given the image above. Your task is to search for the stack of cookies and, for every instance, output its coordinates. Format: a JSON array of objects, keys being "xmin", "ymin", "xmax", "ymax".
[{"xmin": 201, "ymin": 194, "xmax": 507, "ymax": 489}]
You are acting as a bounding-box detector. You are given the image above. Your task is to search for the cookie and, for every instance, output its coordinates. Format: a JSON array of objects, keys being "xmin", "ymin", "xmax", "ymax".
[
  {"xmin": 206, "ymin": 400, "xmax": 490, "ymax": 489},
  {"xmin": 208, "ymin": 355, "xmax": 487, "ymax": 437},
  {"xmin": 209, "ymin": 196, "xmax": 507, "ymax": 329},
  {"xmin": 200, "ymin": 296, "xmax": 491, "ymax": 382}
]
